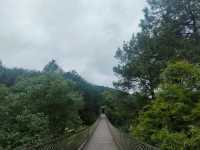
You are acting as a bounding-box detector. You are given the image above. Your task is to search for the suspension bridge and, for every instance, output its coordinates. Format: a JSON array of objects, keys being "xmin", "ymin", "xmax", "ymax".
[{"xmin": 19, "ymin": 114, "xmax": 159, "ymax": 150}]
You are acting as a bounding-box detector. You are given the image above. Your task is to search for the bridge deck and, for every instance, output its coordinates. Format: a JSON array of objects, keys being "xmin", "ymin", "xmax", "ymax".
[{"xmin": 83, "ymin": 115, "xmax": 118, "ymax": 150}]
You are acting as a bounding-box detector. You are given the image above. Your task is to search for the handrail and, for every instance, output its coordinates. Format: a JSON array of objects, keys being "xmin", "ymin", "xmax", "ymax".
[
  {"xmin": 15, "ymin": 116, "xmax": 159, "ymax": 150},
  {"xmin": 78, "ymin": 117, "xmax": 100, "ymax": 150},
  {"xmin": 16, "ymin": 118, "xmax": 100, "ymax": 150},
  {"xmin": 105, "ymin": 117, "xmax": 160, "ymax": 150}
]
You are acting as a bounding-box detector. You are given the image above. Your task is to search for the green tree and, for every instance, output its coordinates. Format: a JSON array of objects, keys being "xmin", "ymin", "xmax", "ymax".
[
  {"xmin": 102, "ymin": 90, "xmax": 148, "ymax": 131},
  {"xmin": 43, "ymin": 60, "xmax": 63, "ymax": 74},
  {"xmin": 0, "ymin": 60, "xmax": 114, "ymax": 149},
  {"xmin": 64, "ymin": 71, "xmax": 108, "ymax": 125},
  {"xmin": 0, "ymin": 74, "xmax": 83, "ymax": 149},
  {"xmin": 132, "ymin": 61, "xmax": 200, "ymax": 149},
  {"xmin": 114, "ymin": 0, "xmax": 200, "ymax": 98},
  {"xmin": 14, "ymin": 74, "xmax": 83, "ymax": 135}
]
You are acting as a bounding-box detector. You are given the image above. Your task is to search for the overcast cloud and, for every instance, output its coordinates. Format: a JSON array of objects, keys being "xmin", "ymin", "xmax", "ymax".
[{"xmin": 0, "ymin": 0, "xmax": 146, "ymax": 87}]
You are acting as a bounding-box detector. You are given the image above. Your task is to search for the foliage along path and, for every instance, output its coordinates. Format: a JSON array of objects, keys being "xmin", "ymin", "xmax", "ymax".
[{"xmin": 83, "ymin": 114, "xmax": 118, "ymax": 150}]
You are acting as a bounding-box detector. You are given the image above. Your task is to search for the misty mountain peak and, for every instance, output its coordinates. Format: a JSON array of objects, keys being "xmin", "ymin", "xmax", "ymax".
[{"xmin": 43, "ymin": 59, "xmax": 63, "ymax": 74}]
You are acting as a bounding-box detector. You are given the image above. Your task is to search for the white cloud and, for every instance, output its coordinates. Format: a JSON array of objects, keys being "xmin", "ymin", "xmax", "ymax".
[{"xmin": 0, "ymin": 0, "xmax": 146, "ymax": 87}]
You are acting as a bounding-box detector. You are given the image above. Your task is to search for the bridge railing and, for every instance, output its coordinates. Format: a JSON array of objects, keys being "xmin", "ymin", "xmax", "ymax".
[
  {"xmin": 17, "ymin": 118, "xmax": 100, "ymax": 150},
  {"xmin": 106, "ymin": 117, "xmax": 160, "ymax": 150}
]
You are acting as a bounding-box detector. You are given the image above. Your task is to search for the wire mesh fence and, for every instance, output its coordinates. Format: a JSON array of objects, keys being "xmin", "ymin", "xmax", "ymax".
[
  {"xmin": 16, "ymin": 116, "xmax": 159, "ymax": 150},
  {"xmin": 16, "ymin": 118, "xmax": 100, "ymax": 150},
  {"xmin": 106, "ymin": 117, "xmax": 160, "ymax": 150}
]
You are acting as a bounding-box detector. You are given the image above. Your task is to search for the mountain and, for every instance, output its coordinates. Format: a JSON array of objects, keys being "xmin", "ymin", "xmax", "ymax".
[
  {"xmin": 0, "ymin": 60, "xmax": 111, "ymax": 124},
  {"xmin": 43, "ymin": 59, "xmax": 63, "ymax": 74},
  {"xmin": 42, "ymin": 60, "xmax": 111, "ymax": 124},
  {"xmin": 42, "ymin": 60, "xmax": 111, "ymax": 95},
  {"xmin": 0, "ymin": 63, "xmax": 39, "ymax": 86}
]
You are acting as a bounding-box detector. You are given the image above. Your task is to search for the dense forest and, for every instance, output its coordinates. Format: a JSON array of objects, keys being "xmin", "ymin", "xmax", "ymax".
[
  {"xmin": 0, "ymin": 60, "xmax": 110, "ymax": 149},
  {"xmin": 110, "ymin": 0, "xmax": 200, "ymax": 149},
  {"xmin": 0, "ymin": 0, "xmax": 200, "ymax": 149}
]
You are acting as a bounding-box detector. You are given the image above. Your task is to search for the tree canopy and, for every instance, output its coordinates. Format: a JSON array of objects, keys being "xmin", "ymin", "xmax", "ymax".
[
  {"xmin": 114, "ymin": 0, "xmax": 200, "ymax": 98},
  {"xmin": 133, "ymin": 61, "xmax": 200, "ymax": 149},
  {"xmin": 0, "ymin": 60, "xmax": 108, "ymax": 149},
  {"xmin": 113, "ymin": 0, "xmax": 200, "ymax": 149}
]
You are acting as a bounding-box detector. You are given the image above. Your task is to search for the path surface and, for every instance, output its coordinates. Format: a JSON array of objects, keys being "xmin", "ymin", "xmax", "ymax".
[{"xmin": 83, "ymin": 115, "xmax": 118, "ymax": 150}]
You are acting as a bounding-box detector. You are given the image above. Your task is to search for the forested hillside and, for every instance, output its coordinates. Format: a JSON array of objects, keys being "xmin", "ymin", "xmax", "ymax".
[
  {"xmin": 0, "ymin": 60, "xmax": 110, "ymax": 149},
  {"xmin": 0, "ymin": 0, "xmax": 200, "ymax": 149}
]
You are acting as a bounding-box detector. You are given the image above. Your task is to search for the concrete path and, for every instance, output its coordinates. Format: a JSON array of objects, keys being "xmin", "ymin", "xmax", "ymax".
[{"xmin": 83, "ymin": 115, "xmax": 118, "ymax": 150}]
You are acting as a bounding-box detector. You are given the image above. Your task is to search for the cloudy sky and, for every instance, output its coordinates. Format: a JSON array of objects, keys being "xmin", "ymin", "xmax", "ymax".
[{"xmin": 0, "ymin": 0, "xmax": 146, "ymax": 87}]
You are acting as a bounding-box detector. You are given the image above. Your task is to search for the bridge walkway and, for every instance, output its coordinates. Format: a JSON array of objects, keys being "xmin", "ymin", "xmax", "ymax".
[{"xmin": 83, "ymin": 115, "xmax": 118, "ymax": 150}]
